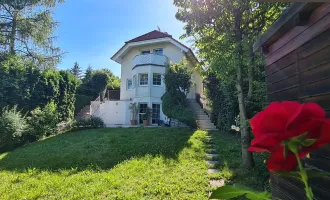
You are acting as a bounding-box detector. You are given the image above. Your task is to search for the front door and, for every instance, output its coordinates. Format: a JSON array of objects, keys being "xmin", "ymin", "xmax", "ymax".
[
  {"xmin": 152, "ymin": 104, "xmax": 160, "ymax": 124},
  {"xmin": 139, "ymin": 103, "xmax": 147, "ymax": 124}
]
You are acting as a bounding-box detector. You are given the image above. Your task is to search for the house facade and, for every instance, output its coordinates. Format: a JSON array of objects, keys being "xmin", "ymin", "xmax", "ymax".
[{"xmin": 92, "ymin": 30, "xmax": 203, "ymax": 126}]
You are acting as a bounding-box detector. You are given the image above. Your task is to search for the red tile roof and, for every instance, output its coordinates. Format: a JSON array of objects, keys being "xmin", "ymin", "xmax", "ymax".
[{"xmin": 125, "ymin": 30, "xmax": 172, "ymax": 43}]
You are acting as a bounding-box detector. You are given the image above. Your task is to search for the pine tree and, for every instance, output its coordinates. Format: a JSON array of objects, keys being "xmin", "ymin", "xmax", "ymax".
[
  {"xmin": 70, "ymin": 62, "xmax": 82, "ymax": 79},
  {"xmin": 83, "ymin": 65, "xmax": 93, "ymax": 83}
]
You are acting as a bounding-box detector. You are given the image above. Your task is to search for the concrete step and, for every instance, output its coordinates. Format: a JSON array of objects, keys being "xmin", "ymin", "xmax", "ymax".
[
  {"xmin": 206, "ymin": 160, "xmax": 220, "ymax": 165},
  {"xmin": 207, "ymin": 169, "xmax": 220, "ymax": 174},
  {"xmin": 206, "ymin": 154, "xmax": 219, "ymax": 160},
  {"xmin": 196, "ymin": 116, "xmax": 210, "ymax": 120}
]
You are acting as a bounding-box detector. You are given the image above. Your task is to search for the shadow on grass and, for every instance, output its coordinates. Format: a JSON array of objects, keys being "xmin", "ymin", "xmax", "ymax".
[{"xmin": 0, "ymin": 127, "xmax": 195, "ymax": 172}]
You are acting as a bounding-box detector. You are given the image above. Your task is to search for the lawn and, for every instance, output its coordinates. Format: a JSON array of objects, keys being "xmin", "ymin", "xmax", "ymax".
[
  {"xmin": 0, "ymin": 128, "xmax": 269, "ymax": 200},
  {"xmin": 0, "ymin": 128, "xmax": 210, "ymax": 200}
]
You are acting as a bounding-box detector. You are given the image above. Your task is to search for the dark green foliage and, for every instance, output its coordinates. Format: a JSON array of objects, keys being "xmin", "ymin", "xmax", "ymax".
[
  {"xmin": 204, "ymin": 74, "xmax": 238, "ymax": 131},
  {"xmin": 75, "ymin": 117, "xmax": 105, "ymax": 128},
  {"xmin": 0, "ymin": 106, "xmax": 28, "ymax": 151},
  {"xmin": 74, "ymin": 94, "xmax": 93, "ymax": 115},
  {"xmin": 141, "ymin": 107, "xmax": 152, "ymax": 120},
  {"xmin": 0, "ymin": 56, "xmax": 78, "ymax": 122},
  {"xmin": 27, "ymin": 101, "xmax": 59, "ymax": 139},
  {"xmin": 164, "ymin": 60, "xmax": 192, "ymax": 95},
  {"xmin": 162, "ymin": 92, "xmax": 196, "ymax": 128},
  {"xmin": 70, "ymin": 62, "xmax": 82, "ymax": 79},
  {"xmin": 77, "ymin": 68, "xmax": 119, "ymax": 99},
  {"xmin": 91, "ymin": 71, "xmax": 110, "ymax": 97},
  {"xmin": 162, "ymin": 61, "xmax": 196, "ymax": 128}
]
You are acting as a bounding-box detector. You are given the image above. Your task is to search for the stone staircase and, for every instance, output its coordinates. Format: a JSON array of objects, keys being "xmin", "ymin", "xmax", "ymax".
[
  {"xmin": 187, "ymin": 99, "xmax": 218, "ymax": 130},
  {"xmin": 76, "ymin": 105, "xmax": 91, "ymax": 120}
]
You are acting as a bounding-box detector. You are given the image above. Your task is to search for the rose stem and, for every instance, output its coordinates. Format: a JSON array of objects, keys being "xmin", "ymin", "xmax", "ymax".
[{"xmin": 294, "ymin": 152, "xmax": 314, "ymax": 200}]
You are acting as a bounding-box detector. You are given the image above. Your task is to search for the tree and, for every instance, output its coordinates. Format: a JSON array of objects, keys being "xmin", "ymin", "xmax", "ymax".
[
  {"xmin": 70, "ymin": 62, "xmax": 82, "ymax": 79},
  {"xmin": 0, "ymin": 0, "xmax": 64, "ymax": 68},
  {"xmin": 83, "ymin": 65, "xmax": 93, "ymax": 83},
  {"xmin": 174, "ymin": 0, "xmax": 287, "ymax": 168}
]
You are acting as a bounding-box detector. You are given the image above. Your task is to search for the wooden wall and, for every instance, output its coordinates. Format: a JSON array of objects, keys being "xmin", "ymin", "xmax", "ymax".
[{"xmin": 263, "ymin": 3, "xmax": 330, "ymax": 200}]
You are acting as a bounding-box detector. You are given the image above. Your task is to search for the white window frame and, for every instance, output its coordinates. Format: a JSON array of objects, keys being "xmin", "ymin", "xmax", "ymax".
[
  {"xmin": 153, "ymin": 48, "xmax": 163, "ymax": 55},
  {"xmin": 152, "ymin": 73, "xmax": 162, "ymax": 86},
  {"xmin": 127, "ymin": 79, "xmax": 133, "ymax": 90},
  {"xmin": 139, "ymin": 73, "xmax": 148, "ymax": 86}
]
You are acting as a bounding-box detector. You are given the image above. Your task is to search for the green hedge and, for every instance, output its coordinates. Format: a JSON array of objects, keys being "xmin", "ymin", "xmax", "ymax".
[
  {"xmin": 75, "ymin": 94, "xmax": 94, "ymax": 115},
  {"xmin": 162, "ymin": 92, "xmax": 197, "ymax": 128}
]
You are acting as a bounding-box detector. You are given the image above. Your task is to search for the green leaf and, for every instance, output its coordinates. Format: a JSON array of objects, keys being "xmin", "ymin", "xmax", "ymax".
[
  {"xmin": 210, "ymin": 184, "xmax": 271, "ymax": 200},
  {"xmin": 210, "ymin": 185, "xmax": 247, "ymax": 199},
  {"xmin": 246, "ymin": 192, "xmax": 272, "ymax": 200},
  {"xmin": 301, "ymin": 139, "xmax": 316, "ymax": 147},
  {"xmin": 292, "ymin": 133, "xmax": 307, "ymax": 142}
]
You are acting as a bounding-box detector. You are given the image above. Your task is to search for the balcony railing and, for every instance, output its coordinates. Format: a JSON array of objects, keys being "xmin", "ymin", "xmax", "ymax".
[{"xmin": 132, "ymin": 53, "xmax": 168, "ymax": 69}]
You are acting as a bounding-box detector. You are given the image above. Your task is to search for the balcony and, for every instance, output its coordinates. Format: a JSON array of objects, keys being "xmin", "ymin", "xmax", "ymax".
[{"xmin": 132, "ymin": 53, "xmax": 168, "ymax": 69}]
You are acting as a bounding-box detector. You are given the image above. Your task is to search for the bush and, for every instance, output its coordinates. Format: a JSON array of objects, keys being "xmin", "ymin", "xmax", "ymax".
[
  {"xmin": 75, "ymin": 117, "xmax": 105, "ymax": 128},
  {"xmin": 0, "ymin": 106, "xmax": 28, "ymax": 151},
  {"xmin": 162, "ymin": 92, "xmax": 196, "ymax": 128},
  {"xmin": 27, "ymin": 101, "xmax": 59, "ymax": 139},
  {"xmin": 162, "ymin": 60, "xmax": 196, "ymax": 128}
]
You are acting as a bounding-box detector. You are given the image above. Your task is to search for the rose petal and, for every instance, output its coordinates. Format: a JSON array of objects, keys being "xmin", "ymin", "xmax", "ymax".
[
  {"xmin": 287, "ymin": 103, "xmax": 325, "ymax": 131},
  {"xmin": 267, "ymin": 148, "xmax": 298, "ymax": 171},
  {"xmin": 249, "ymin": 133, "xmax": 281, "ymax": 152},
  {"xmin": 251, "ymin": 102, "xmax": 288, "ymax": 136}
]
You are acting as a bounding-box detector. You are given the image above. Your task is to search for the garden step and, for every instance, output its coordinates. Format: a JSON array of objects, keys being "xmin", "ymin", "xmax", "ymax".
[
  {"xmin": 209, "ymin": 179, "xmax": 225, "ymax": 187},
  {"xmin": 207, "ymin": 169, "xmax": 220, "ymax": 174},
  {"xmin": 207, "ymin": 149, "xmax": 217, "ymax": 153},
  {"xmin": 206, "ymin": 160, "xmax": 220, "ymax": 165},
  {"xmin": 206, "ymin": 154, "xmax": 219, "ymax": 159}
]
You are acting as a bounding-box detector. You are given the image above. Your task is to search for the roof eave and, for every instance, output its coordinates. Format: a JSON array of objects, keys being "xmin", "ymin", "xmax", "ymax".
[{"xmin": 253, "ymin": 2, "xmax": 323, "ymax": 53}]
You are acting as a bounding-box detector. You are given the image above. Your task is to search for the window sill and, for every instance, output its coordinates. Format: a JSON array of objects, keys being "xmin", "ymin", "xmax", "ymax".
[
  {"xmin": 139, "ymin": 85, "xmax": 148, "ymax": 87},
  {"xmin": 152, "ymin": 85, "xmax": 163, "ymax": 87}
]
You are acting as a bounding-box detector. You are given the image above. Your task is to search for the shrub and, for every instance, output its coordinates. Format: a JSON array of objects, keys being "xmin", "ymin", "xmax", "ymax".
[
  {"xmin": 75, "ymin": 117, "xmax": 105, "ymax": 128},
  {"xmin": 162, "ymin": 92, "xmax": 197, "ymax": 128},
  {"xmin": 27, "ymin": 101, "xmax": 59, "ymax": 139},
  {"xmin": 0, "ymin": 106, "xmax": 28, "ymax": 151},
  {"xmin": 162, "ymin": 60, "xmax": 196, "ymax": 128}
]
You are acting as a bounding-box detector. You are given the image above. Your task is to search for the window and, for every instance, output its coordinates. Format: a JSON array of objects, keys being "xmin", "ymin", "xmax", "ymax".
[
  {"xmin": 153, "ymin": 49, "xmax": 163, "ymax": 55},
  {"xmin": 139, "ymin": 73, "xmax": 148, "ymax": 86},
  {"xmin": 152, "ymin": 104, "xmax": 160, "ymax": 124},
  {"xmin": 142, "ymin": 50, "xmax": 150, "ymax": 55},
  {"xmin": 153, "ymin": 73, "xmax": 162, "ymax": 86},
  {"xmin": 139, "ymin": 103, "xmax": 148, "ymax": 124},
  {"xmin": 127, "ymin": 79, "xmax": 133, "ymax": 90}
]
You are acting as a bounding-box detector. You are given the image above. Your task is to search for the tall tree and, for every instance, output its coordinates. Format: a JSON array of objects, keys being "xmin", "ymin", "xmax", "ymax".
[
  {"xmin": 83, "ymin": 65, "xmax": 93, "ymax": 83},
  {"xmin": 174, "ymin": 0, "xmax": 287, "ymax": 168},
  {"xmin": 0, "ymin": 0, "xmax": 64, "ymax": 68},
  {"xmin": 70, "ymin": 62, "xmax": 82, "ymax": 79}
]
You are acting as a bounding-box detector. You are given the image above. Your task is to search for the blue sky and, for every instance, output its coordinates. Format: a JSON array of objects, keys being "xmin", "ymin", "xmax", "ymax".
[{"xmin": 54, "ymin": 0, "xmax": 190, "ymax": 77}]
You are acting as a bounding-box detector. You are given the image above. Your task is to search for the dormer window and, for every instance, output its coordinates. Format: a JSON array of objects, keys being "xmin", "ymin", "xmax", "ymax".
[
  {"xmin": 142, "ymin": 50, "xmax": 150, "ymax": 55},
  {"xmin": 154, "ymin": 49, "xmax": 163, "ymax": 55}
]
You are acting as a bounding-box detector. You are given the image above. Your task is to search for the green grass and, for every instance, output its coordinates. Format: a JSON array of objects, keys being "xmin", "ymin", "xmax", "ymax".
[
  {"xmin": 0, "ymin": 128, "xmax": 210, "ymax": 200},
  {"xmin": 209, "ymin": 132, "xmax": 270, "ymax": 192}
]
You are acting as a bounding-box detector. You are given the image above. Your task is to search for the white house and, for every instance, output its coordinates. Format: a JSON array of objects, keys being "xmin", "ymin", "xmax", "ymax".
[{"xmin": 91, "ymin": 30, "xmax": 203, "ymax": 126}]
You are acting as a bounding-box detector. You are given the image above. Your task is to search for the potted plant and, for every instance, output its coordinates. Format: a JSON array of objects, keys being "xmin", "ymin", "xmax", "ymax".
[
  {"xmin": 142, "ymin": 107, "xmax": 152, "ymax": 126},
  {"xmin": 128, "ymin": 103, "xmax": 138, "ymax": 125}
]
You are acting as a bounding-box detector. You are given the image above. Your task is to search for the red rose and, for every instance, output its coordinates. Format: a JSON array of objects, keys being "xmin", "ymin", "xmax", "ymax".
[{"xmin": 248, "ymin": 101, "xmax": 330, "ymax": 171}]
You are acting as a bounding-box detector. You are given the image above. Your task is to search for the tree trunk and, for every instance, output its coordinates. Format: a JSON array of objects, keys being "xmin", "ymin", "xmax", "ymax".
[
  {"xmin": 234, "ymin": 12, "xmax": 255, "ymax": 168},
  {"xmin": 9, "ymin": 11, "xmax": 18, "ymax": 55},
  {"xmin": 247, "ymin": 44, "xmax": 254, "ymax": 102}
]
